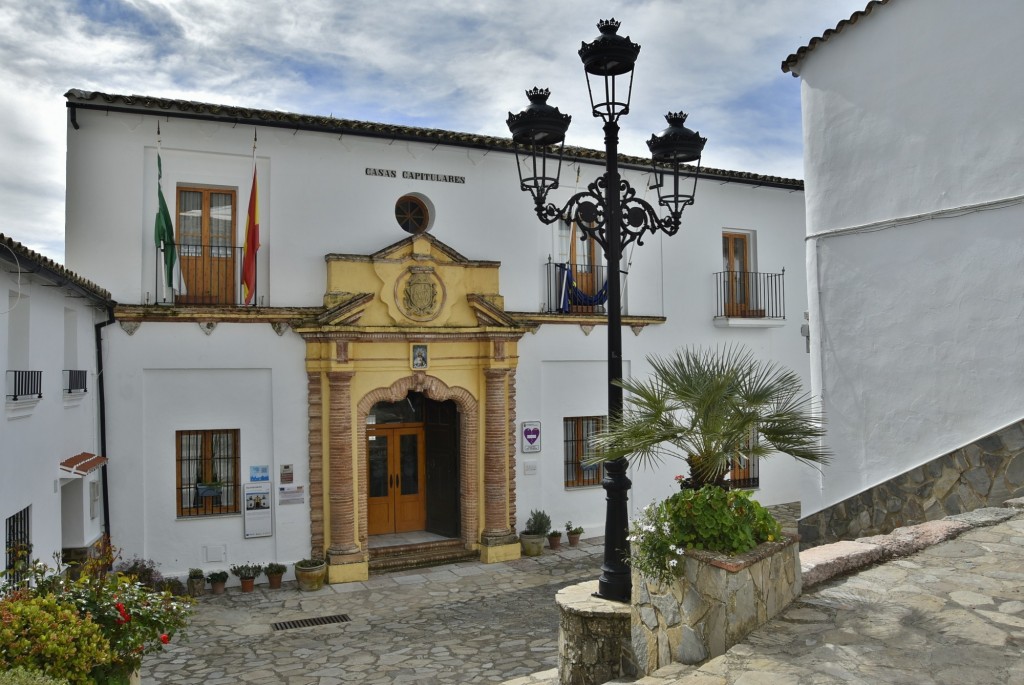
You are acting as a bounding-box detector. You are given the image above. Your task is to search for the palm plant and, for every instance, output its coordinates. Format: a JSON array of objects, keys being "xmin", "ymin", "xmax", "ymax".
[{"xmin": 589, "ymin": 345, "xmax": 829, "ymax": 487}]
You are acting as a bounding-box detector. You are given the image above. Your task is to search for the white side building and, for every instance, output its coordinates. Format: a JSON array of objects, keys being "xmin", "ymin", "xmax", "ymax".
[
  {"xmin": 63, "ymin": 89, "xmax": 813, "ymax": 582},
  {"xmin": 783, "ymin": 0, "xmax": 1024, "ymax": 543},
  {"xmin": 1, "ymin": 234, "xmax": 112, "ymax": 583}
]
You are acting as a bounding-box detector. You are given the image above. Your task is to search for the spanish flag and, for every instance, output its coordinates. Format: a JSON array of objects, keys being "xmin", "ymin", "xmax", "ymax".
[{"xmin": 241, "ymin": 166, "xmax": 260, "ymax": 305}]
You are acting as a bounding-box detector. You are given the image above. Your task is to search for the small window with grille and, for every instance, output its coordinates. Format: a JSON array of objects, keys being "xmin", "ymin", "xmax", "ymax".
[
  {"xmin": 176, "ymin": 429, "xmax": 241, "ymax": 517},
  {"xmin": 563, "ymin": 416, "xmax": 605, "ymax": 488},
  {"xmin": 4, "ymin": 506, "xmax": 31, "ymax": 588}
]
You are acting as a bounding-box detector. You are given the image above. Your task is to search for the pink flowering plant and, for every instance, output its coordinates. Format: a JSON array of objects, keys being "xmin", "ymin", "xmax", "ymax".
[{"xmin": 627, "ymin": 486, "xmax": 781, "ymax": 583}]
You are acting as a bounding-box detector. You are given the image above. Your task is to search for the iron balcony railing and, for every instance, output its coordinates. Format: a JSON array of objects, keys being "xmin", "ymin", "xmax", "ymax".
[
  {"xmin": 713, "ymin": 270, "xmax": 785, "ymax": 319},
  {"xmin": 64, "ymin": 369, "xmax": 88, "ymax": 394},
  {"xmin": 544, "ymin": 258, "xmax": 617, "ymax": 314},
  {"xmin": 154, "ymin": 244, "xmax": 257, "ymax": 306},
  {"xmin": 6, "ymin": 370, "xmax": 42, "ymax": 401}
]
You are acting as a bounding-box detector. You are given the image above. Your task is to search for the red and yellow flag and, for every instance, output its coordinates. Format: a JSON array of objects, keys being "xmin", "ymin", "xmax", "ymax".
[{"xmin": 241, "ymin": 167, "xmax": 260, "ymax": 305}]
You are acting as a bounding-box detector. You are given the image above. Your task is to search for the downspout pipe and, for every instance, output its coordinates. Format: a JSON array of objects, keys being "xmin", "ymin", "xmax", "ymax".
[{"xmin": 94, "ymin": 304, "xmax": 116, "ymax": 542}]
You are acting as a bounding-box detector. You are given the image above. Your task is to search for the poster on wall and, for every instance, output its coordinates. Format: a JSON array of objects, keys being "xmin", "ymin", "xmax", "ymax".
[
  {"xmin": 521, "ymin": 421, "xmax": 541, "ymax": 453},
  {"xmin": 243, "ymin": 482, "xmax": 273, "ymax": 538}
]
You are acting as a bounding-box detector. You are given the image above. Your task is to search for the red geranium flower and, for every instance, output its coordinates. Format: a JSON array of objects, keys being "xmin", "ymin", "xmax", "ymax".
[{"xmin": 160, "ymin": 633, "xmax": 170, "ymax": 644}]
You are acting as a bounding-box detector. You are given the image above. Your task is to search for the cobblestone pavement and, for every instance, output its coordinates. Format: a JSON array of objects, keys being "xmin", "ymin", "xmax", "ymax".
[
  {"xmin": 143, "ymin": 539, "xmax": 607, "ymax": 684},
  {"xmin": 145, "ymin": 509, "xmax": 1024, "ymax": 684}
]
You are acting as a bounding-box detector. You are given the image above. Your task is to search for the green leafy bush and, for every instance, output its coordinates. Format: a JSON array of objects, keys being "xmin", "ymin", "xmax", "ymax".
[
  {"xmin": 0, "ymin": 592, "xmax": 112, "ymax": 684},
  {"xmin": 628, "ymin": 486, "xmax": 782, "ymax": 583},
  {"xmin": 522, "ymin": 509, "xmax": 551, "ymax": 536},
  {"xmin": 0, "ymin": 667, "xmax": 71, "ymax": 685}
]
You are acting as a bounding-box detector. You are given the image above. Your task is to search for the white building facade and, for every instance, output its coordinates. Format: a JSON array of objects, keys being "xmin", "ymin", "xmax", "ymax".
[
  {"xmin": 784, "ymin": 0, "xmax": 1024, "ymax": 543},
  {"xmin": 64, "ymin": 89, "xmax": 812, "ymax": 582},
  {"xmin": 2, "ymin": 234, "xmax": 112, "ymax": 583}
]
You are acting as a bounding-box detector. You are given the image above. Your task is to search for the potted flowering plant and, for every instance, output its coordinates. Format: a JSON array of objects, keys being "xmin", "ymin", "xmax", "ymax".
[
  {"xmin": 265, "ymin": 562, "xmax": 287, "ymax": 589},
  {"xmin": 519, "ymin": 509, "xmax": 550, "ymax": 557},
  {"xmin": 565, "ymin": 521, "xmax": 584, "ymax": 547},
  {"xmin": 186, "ymin": 568, "xmax": 205, "ymax": 597},
  {"xmin": 294, "ymin": 558, "xmax": 327, "ymax": 592},
  {"xmin": 229, "ymin": 563, "xmax": 263, "ymax": 592},
  {"xmin": 206, "ymin": 570, "xmax": 228, "ymax": 594}
]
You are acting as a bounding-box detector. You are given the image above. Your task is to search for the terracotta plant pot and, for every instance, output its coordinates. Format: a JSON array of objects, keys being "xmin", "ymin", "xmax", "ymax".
[
  {"xmin": 267, "ymin": 573, "xmax": 283, "ymax": 589},
  {"xmin": 294, "ymin": 560, "xmax": 327, "ymax": 591},
  {"xmin": 210, "ymin": 580, "xmax": 226, "ymax": 595},
  {"xmin": 240, "ymin": 577, "xmax": 255, "ymax": 592},
  {"xmin": 548, "ymin": 534, "xmax": 562, "ymax": 550},
  {"xmin": 567, "ymin": 533, "xmax": 582, "ymax": 547}
]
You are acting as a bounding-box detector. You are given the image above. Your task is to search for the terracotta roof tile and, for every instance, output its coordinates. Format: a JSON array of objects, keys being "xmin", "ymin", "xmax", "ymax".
[
  {"xmin": 60, "ymin": 452, "xmax": 108, "ymax": 476},
  {"xmin": 0, "ymin": 233, "xmax": 112, "ymax": 302},
  {"xmin": 782, "ymin": 0, "xmax": 891, "ymax": 76},
  {"xmin": 65, "ymin": 89, "xmax": 803, "ymax": 189}
]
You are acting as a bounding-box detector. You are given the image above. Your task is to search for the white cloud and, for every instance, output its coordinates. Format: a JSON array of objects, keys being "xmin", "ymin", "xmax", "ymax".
[{"xmin": 0, "ymin": 0, "xmax": 868, "ymax": 261}]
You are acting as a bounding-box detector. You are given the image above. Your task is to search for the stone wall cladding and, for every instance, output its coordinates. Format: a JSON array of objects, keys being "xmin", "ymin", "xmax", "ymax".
[
  {"xmin": 631, "ymin": 537, "xmax": 801, "ymax": 673},
  {"xmin": 800, "ymin": 419, "xmax": 1024, "ymax": 547}
]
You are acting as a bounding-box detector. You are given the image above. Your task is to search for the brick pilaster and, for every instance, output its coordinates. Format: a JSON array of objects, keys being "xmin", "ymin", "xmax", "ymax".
[
  {"xmin": 484, "ymin": 368, "xmax": 512, "ymax": 537},
  {"xmin": 327, "ymin": 371, "xmax": 358, "ymax": 557},
  {"xmin": 307, "ymin": 371, "xmax": 325, "ymax": 557}
]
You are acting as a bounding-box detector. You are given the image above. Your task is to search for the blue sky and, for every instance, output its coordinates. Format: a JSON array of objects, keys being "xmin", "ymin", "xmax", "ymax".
[{"xmin": 0, "ymin": 0, "xmax": 869, "ymax": 261}]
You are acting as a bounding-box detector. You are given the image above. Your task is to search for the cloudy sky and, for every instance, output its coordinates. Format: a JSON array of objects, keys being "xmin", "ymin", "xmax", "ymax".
[{"xmin": 0, "ymin": 0, "xmax": 868, "ymax": 262}]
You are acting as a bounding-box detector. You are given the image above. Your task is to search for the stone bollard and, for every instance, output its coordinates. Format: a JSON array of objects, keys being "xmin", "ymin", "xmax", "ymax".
[{"xmin": 555, "ymin": 580, "xmax": 636, "ymax": 685}]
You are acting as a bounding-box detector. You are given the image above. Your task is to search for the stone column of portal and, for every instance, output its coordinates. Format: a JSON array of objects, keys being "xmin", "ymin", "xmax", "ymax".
[
  {"xmin": 307, "ymin": 371, "xmax": 325, "ymax": 557},
  {"xmin": 483, "ymin": 368, "xmax": 513, "ymax": 540},
  {"xmin": 327, "ymin": 370, "xmax": 359, "ymax": 557}
]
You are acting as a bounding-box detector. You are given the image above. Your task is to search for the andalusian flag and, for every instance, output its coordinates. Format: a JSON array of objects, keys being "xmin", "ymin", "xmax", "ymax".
[
  {"xmin": 241, "ymin": 166, "xmax": 260, "ymax": 305},
  {"xmin": 154, "ymin": 153, "xmax": 178, "ymax": 289}
]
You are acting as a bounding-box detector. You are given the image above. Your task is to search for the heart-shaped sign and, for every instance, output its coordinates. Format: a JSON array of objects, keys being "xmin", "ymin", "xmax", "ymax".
[{"xmin": 524, "ymin": 427, "xmax": 540, "ymax": 444}]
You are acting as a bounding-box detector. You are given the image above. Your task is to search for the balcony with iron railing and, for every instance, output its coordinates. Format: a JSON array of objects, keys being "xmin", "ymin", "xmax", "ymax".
[
  {"xmin": 6, "ymin": 370, "xmax": 42, "ymax": 401},
  {"xmin": 543, "ymin": 258, "xmax": 613, "ymax": 315},
  {"xmin": 713, "ymin": 270, "xmax": 785, "ymax": 321},
  {"xmin": 155, "ymin": 244, "xmax": 257, "ymax": 306},
  {"xmin": 63, "ymin": 369, "xmax": 87, "ymax": 394}
]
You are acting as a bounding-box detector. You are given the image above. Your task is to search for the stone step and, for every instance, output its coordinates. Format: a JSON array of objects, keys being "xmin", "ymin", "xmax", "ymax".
[{"xmin": 368, "ymin": 539, "xmax": 477, "ymax": 574}]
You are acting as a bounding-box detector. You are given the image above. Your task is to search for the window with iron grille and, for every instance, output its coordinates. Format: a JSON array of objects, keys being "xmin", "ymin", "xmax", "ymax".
[
  {"xmin": 4, "ymin": 506, "xmax": 30, "ymax": 588},
  {"xmin": 176, "ymin": 429, "xmax": 240, "ymax": 517},
  {"xmin": 563, "ymin": 416, "xmax": 605, "ymax": 488},
  {"xmin": 728, "ymin": 428, "xmax": 760, "ymax": 489}
]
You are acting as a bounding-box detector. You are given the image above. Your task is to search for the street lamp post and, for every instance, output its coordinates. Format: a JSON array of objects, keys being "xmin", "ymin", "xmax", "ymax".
[{"xmin": 506, "ymin": 19, "xmax": 706, "ymax": 603}]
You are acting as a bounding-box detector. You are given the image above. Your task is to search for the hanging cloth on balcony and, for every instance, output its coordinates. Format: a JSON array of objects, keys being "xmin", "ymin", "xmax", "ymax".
[{"xmin": 556, "ymin": 263, "xmax": 609, "ymax": 312}]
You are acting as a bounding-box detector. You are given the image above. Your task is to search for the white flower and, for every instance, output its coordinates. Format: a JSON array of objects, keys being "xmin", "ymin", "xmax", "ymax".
[
  {"xmin": 669, "ymin": 544, "xmax": 678, "ymax": 552},
  {"xmin": 668, "ymin": 559, "xmax": 678, "ymax": 568}
]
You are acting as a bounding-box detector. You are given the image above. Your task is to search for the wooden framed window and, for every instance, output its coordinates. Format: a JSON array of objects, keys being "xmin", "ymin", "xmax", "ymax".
[
  {"xmin": 176, "ymin": 186, "xmax": 237, "ymax": 304},
  {"xmin": 563, "ymin": 416, "xmax": 605, "ymax": 488},
  {"xmin": 728, "ymin": 428, "xmax": 760, "ymax": 489},
  {"xmin": 395, "ymin": 195, "xmax": 430, "ymax": 234},
  {"xmin": 722, "ymin": 231, "xmax": 751, "ymax": 316},
  {"xmin": 175, "ymin": 429, "xmax": 240, "ymax": 517}
]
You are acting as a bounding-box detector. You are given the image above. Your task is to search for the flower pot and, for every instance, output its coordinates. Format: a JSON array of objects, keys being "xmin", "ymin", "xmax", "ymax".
[
  {"xmin": 267, "ymin": 573, "xmax": 283, "ymax": 589},
  {"xmin": 210, "ymin": 580, "xmax": 226, "ymax": 595},
  {"xmin": 240, "ymin": 577, "xmax": 255, "ymax": 592},
  {"xmin": 519, "ymin": 533, "xmax": 545, "ymax": 557},
  {"xmin": 187, "ymin": 577, "xmax": 205, "ymax": 597},
  {"xmin": 567, "ymin": 533, "xmax": 582, "ymax": 547},
  {"xmin": 548, "ymin": 535, "xmax": 562, "ymax": 550},
  {"xmin": 295, "ymin": 561, "xmax": 327, "ymax": 591}
]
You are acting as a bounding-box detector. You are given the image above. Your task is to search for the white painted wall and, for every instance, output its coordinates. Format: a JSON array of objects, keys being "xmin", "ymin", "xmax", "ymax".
[
  {"xmin": 66, "ymin": 97, "xmax": 813, "ymax": 569},
  {"xmin": 795, "ymin": 0, "xmax": 1024, "ymax": 515},
  {"xmin": 1, "ymin": 259, "xmax": 107, "ymax": 567}
]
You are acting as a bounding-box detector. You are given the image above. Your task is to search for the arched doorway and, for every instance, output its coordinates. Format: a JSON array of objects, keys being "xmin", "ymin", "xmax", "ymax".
[{"xmin": 366, "ymin": 392, "xmax": 460, "ymax": 538}]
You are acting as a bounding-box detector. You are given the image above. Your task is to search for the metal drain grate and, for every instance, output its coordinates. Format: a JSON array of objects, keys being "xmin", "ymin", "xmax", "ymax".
[{"xmin": 271, "ymin": 614, "xmax": 351, "ymax": 631}]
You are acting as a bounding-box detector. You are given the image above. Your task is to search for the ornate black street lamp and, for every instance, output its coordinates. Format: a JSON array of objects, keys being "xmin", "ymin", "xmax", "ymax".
[{"xmin": 507, "ymin": 19, "xmax": 706, "ymax": 603}]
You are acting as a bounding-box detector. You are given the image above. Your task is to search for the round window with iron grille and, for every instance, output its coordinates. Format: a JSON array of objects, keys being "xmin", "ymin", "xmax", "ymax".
[{"xmin": 395, "ymin": 195, "xmax": 430, "ymax": 234}]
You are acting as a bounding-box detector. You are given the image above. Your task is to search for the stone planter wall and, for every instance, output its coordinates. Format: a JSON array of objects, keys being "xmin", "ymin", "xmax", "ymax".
[
  {"xmin": 799, "ymin": 419, "xmax": 1024, "ymax": 547},
  {"xmin": 556, "ymin": 581, "xmax": 635, "ymax": 685},
  {"xmin": 631, "ymin": 535, "xmax": 800, "ymax": 674}
]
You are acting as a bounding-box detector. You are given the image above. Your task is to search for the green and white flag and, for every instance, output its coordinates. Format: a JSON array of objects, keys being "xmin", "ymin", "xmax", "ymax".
[{"xmin": 154, "ymin": 153, "xmax": 184, "ymax": 294}]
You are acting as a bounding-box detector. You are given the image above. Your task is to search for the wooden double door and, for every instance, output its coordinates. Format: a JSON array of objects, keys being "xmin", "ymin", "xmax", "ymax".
[{"xmin": 367, "ymin": 425, "xmax": 427, "ymax": 535}]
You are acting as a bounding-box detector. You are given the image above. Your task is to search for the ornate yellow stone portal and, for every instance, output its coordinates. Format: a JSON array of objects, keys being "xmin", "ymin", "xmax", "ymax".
[{"xmin": 293, "ymin": 235, "xmax": 529, "ymax": 582}]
